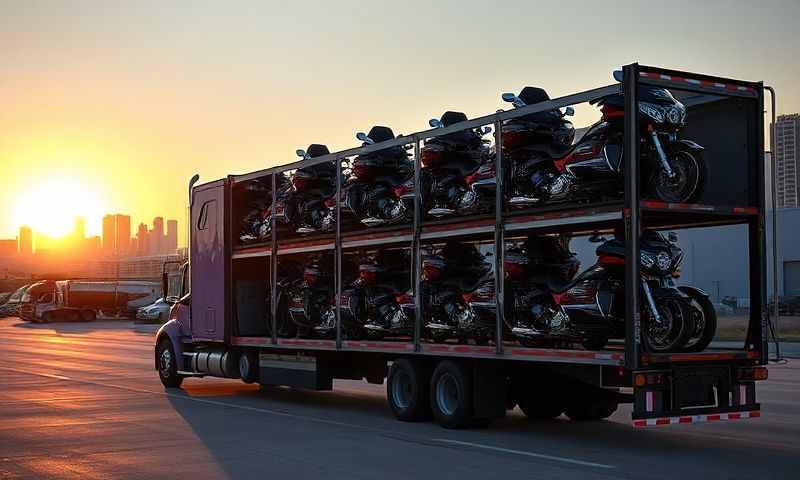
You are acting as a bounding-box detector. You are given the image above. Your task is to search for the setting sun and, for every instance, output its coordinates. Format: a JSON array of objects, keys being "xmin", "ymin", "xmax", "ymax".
[{"xmin": 12, "ymin": 176, "xmax": 105, "ymax": 238}]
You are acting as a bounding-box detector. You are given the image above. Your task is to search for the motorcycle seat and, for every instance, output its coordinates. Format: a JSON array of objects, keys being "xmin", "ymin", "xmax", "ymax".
[{"xmin": 595, "ymin": 239, "xmax": 626, "ymax": 259}]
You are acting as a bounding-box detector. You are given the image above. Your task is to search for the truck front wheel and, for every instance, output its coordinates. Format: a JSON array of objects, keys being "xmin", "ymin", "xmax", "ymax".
[
  {"xmin": 387, "ymin": 359, "xmax": 431, "ymax": 422},
  {"xmin": 157, "ymin": 339, "xmax": 183, "ymax": 388}
]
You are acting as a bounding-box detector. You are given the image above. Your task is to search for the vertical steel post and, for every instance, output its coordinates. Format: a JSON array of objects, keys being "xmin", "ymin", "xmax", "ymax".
[
  {"xmin": 493, "ymin": 120, "xmax": 505, "ymax": 355},
  {"xmin": 335, "ymin": 158, "xmax": 343, "ymax": 350},
  {"xmin": 413, "ymin": 139, "xmax": 423, "ymax": 352},
  {"xmin": 270, "ymin": 173, "xmax": 278, "ymax": 345},
  {"xmin": 748, "ymin": 84, "xmax": 768, "ymax": 363},
  {"xmin": 623, "ymin": 64, "xmax": 641, "ymax": 369},
  {"xmin": 765, "ymin": 86, "xmax": 781, "ymax": 362}
]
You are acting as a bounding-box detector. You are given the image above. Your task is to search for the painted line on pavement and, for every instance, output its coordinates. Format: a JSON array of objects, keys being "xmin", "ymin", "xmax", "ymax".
[{"xmin": 433, "ymin": 439, "xmax": 616, "ymax": 469}]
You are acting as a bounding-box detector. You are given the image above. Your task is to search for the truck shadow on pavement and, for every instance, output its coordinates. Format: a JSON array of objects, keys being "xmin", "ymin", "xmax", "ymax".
[
  {"xmin": 12, "ymin": 318, "xmax": 161, "ymax": 336},
  {"xmin": 165, "ymin": 377, "xmax": 768, "ymax": 469}
]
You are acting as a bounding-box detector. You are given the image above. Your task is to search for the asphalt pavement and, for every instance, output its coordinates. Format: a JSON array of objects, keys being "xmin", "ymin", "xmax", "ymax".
[{"xmin": 0, "ymin": 318, "xmax": 798, "ymax": 479}]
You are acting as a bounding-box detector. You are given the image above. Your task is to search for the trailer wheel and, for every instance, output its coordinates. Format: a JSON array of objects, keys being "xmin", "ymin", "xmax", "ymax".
[
  {"xmin": 517, "ymin": 391, "xmax": 563, "ymax": 420},
  {"xmin": 387, "ymin": 359, "xmax": 431, "ymax": 422},
  {"xmin": 564, "ymin": 395, "xmax": 618, "ymax": 421},
  {"xmin": 41, "ymin": 312, "xmax": 53, "ymax": 323},
  {"xmin": 430, "ymin": 360, "xmax": 473, "ymax": 429},
  {"xmin": 80, "ymin": 310, "xmax": 96, "ymax": 322},
  {"xmin": 239, "ymin": 351, "xmax": 259, "ymax": 384},
  {"xmin": 157, "ymin": 339, "xmax": 183, "ymax": 388}
]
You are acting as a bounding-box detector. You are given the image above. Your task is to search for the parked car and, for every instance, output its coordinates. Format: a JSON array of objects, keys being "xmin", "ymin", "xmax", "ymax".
[
  {"xmin": 768, "ymin": 296, "xmax": 800, "ymax": 316},
  {"xmin": 0, "ymin": 284, "xmax": 32, "ymax": 318},
  {"xmin": 136, "ymin": 296, "xmax": 177, "ymax": 324}
]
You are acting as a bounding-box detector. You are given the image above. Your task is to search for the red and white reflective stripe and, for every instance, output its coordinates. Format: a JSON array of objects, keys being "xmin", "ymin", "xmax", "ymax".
[
  {"xmin": 342, "ymin": 341, "xmax": 413, "ymax": 351},
  {"xmin": 277, "ymin": 338, "xmax": 336, "ymax": 348},
  {"xmin": 632, "ymin": 410, "xmax": 760, "ymax": 427},
  {"xmin": 639, "ymin": 72, "xmax": 758, "ymax": 96}
]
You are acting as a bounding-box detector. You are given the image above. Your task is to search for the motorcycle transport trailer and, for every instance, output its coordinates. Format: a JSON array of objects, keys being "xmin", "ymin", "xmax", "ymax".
[{"xmin": 155, "ymin": 64, "xmax": 772, "ymax": 428}]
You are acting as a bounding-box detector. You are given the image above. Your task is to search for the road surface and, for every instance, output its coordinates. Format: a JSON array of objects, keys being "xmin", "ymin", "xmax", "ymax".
[{"xmin": 0, "ymin": 318, "xmax": 797, "ymax": 479}]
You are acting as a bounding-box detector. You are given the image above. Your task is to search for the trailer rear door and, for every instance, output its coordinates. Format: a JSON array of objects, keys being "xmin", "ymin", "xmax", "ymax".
[{"xmin": 191, "ymin": 181, "xmax": 227, "ymax": 342}]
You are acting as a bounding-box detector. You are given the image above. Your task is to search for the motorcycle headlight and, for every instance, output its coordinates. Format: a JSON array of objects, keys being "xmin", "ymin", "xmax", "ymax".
[
  {"xmin": 656, "ymin": 251, "xmax": 672, "ymax": 272},
  {"xmin": 638, "ymin": 102, "xmax": 665, "ymax": 123},
  {"xmin": 640, "ymin": 252, "xmax": 656, "ymax": 269}
]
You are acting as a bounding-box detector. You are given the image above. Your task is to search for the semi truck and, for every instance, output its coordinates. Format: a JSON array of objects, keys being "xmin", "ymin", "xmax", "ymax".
[
  {"xmin": 21, "ymin": 279, "xmax": 160, "ymax": 323},
  {"xmin": 155, "ymin": 64, "xmax": 772, "ymax": 428}
]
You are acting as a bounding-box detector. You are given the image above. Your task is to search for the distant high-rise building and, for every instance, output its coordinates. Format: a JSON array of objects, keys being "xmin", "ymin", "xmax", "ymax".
[
  {"xmin": 102, "ymin": 215, "xmax": 116, "ymax": 254},
  {"xmin": 775, "ymin": 113, "xmax": 800, "ymax": 209},
  {"xmin": 166, "ymin": 219, "xmax": 178, "ymax": 254},
  {"xmin": 0, "ymin": 239, "xmax": 16, "ymax": 257},
  {"xmin": 85, "ymin": 235, "xmax": 101, "ymax": 255},
  {"xmin": 74, "ymin": 217, "xmax": 86, "ymax": 241},
  {"xmin": 115, "ymin": 214, "xmax": 131, "ymax": 255},
  {"xmin": 153, "ymin": 217, "xmax": 165, "ymax": 254},
  {"xmin": 136, "ymin": 223, "xmax": 150, "ymax": 256},
  {"xmin": 18, "ymin": 226, "xmax": 33, "ymax": 256}
]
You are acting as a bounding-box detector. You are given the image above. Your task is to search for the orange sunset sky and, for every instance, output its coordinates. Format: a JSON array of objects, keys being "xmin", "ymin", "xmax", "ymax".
[{"xmin": 2, "ymin": 1, "xmax": 798, "ymax": 246}]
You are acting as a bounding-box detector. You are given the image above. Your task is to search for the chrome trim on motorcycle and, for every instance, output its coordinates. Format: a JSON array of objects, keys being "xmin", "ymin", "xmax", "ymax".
[{"xmin": 649, "ymin": 130, "xmax": 675, "ymax": 179}]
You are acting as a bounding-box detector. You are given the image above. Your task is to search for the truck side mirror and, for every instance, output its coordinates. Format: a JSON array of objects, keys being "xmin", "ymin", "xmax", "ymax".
[{"xmin": 161, "ymin": 272, "xmax": 169, "ymax": 298}]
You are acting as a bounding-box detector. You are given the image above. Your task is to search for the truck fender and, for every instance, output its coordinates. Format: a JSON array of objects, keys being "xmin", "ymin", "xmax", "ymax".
[
  {"xmin": 155, "ymin": 319, "xmax": 185, "ymax": 371},
  {"xmin": 677, "ymin": 285, "xmax": 710, "ymax": 299}
]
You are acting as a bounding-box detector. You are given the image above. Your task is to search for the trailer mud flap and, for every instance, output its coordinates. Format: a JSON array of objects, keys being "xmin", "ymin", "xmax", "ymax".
[{"xmin": 259, "ymin": 353, "xmax": 332, "ymax": 390}]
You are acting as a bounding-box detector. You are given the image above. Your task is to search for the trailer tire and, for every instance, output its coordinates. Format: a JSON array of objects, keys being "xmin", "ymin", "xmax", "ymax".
[
  {"xmin": 564, "ymin": 396, "xmax": 618, "ymax": 421},
  {"xmin": 430, "ymin": 360, "xmax": 473, "ymax": 429},
  {"xmin": 157, "ymin": 339, "xmax": 183, "ymax": 389},
  {"xmin": 387, "ymin": 359, "xmax": 431, "ymax": 422},
  {"xmin": 239, "ymin": 351, "xmax": 259, "ymax": 384},
  {"xmin": 41, "ymin": 312, "xmax": 53, "ymax": 323},
  {"xmin": 80, "ymin": 310, "xmax": 96, "ymax": 322}
]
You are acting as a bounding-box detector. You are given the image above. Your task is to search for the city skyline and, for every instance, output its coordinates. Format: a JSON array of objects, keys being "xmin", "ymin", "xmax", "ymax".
[{"xmin": 0, "ymin": 213, "xmax": 181, "ymax": 258}]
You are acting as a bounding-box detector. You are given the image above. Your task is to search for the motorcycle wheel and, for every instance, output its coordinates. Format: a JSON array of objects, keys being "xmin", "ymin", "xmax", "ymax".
[
  {"xmin": 648, "ymin": 149, "xmax": 706, "ymax": 204},
  {"xmin": 274, "ymin": 295, "xmax": 297, "ymax": 338},
  {"xmin": 642, "ymin": 297, "xmax": 694, "ymax": 353},
  {"xmin": 681, "ymin": 294, "xmax": 717, "ymax": 352}
]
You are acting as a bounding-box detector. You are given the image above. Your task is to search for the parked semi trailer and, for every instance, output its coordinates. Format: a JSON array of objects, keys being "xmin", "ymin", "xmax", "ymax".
[
  {"xmin": 22, "ymin": 280, "xmax": 160, "ymax": 323},
  {"xmin": 156, "ymin": 64, "xmax": 772, "ymax": 428}
]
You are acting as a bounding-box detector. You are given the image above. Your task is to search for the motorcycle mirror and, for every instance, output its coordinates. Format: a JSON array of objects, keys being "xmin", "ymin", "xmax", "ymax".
[
  {"xmin": 429, "ymin": 118, "xmax": 443, "ymax": 129},
  {"xmin": 356, "ymin": 132, "xmax": 374, "ymax": 145},
  {"xmin": 589, "ymin": 233, "xmax": 606, "ymax": 243},
  {"xmin": 501, "ymin": 92, "xmax": 518, "ymax": 103},
  {"xmin": 295, "ymin": 149, "xmax": 309, "ymax": 160},
  {"xmin": 563, "ymin": 106, "xmax": 575, "ymax": 117},
  {"xmin": 612, "ymin": 70, "xmax": 623, "ymax": 82},
  {"xmin": 668, "ymin": 232, "xmax": 679, "ymax": 243}
]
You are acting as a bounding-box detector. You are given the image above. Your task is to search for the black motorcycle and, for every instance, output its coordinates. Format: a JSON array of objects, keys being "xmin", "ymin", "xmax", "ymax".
[
  {"xmin": 270, "ymin": 144, "xmax": 337, "ymax": 235},
  {"xmin": 237, "ymin": 178, "xmax": 277, "ymax": 244},
  {"xmin": 281, "ymin": 253, "xmax": 360, "ymax": 338},
  {"xmin": 421, "ymin": 242, "xmax": 496, "ymax": 343},
  {"xmin": 343, "ymin": 126, "xmax": 415, "ymax": 228},
  {"xmin": 555, "ymin": 230, "xmax": 714, "ymax": 352},
  {"xmin": 340, "ymin": 250, "xmax": 414, "ymax": 339},
  {"xmin": 421, "ymin": 111, "xmax": 496, "ymax": 218},
  {"xmin": 500, "ymin": 71, "xmax": 706, "ymax": 206},
  {"xmin": 504, "ymin": 234, "xmax": 580, "ymax": 346}
]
